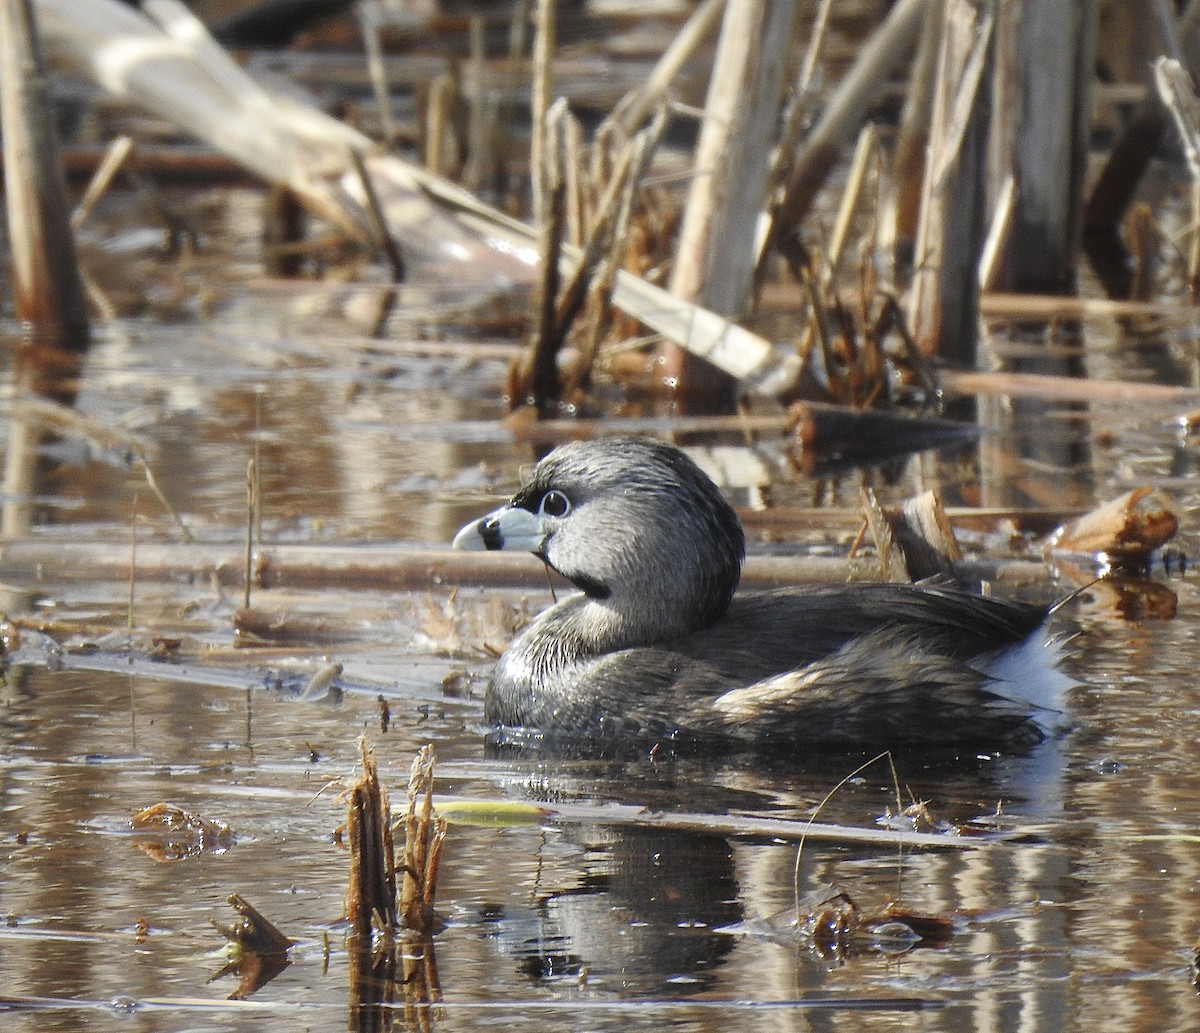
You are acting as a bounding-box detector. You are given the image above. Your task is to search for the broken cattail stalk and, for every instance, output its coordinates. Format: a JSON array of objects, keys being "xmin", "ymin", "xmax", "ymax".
[
  {"xmin": 859, "ymin": 487, "xmax": 906, "ymax": 583},
  {"xmin": 346, "ymin": 738, "xmax": 399, "ymax": 942},
  {"xmin": 888, "ymin": 490, "xmax": 963, "ymax": 581},
  {"xmin": 987, "ymin": 0, "xmax": 1095, "ymax": 294},
  {"xmin": 665, "ymin": 0, "xmax": 796, "ymax": 407},
  {"xmin": 1, "ymin": 0, "xmax": 90, "ymax": 347},
  {"xmin": 890, "ymin": 0, "xmax": 940, "ymax": 263},
  {"xmin": 908, "ymin": 0, "xmax": 994, "ymax": 363},
  {"xmin": 399, "ymin": 744, "xmax": 447, "ymax": 935}
]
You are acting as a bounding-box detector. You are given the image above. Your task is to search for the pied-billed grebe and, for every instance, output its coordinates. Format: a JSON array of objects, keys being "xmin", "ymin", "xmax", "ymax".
[{"xmin": 453, "ymin": 438, "xmax": 1069, "ymax": 749}]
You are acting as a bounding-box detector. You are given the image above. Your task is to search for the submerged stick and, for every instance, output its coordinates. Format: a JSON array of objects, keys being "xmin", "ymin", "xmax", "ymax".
[{"xmin": 436, "ymin": 795, "xmax": 976, "ymax": 850}]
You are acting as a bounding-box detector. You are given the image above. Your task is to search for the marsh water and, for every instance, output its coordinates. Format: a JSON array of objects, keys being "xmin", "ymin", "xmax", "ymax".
[{"xmin": 3, "ymin": 184, "xmax": 1200, "ymax": 1033}]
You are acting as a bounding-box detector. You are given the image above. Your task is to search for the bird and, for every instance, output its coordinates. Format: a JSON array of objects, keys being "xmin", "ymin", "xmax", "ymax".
[{"xmin": 452, "ymin": 437, "xmax": 1070, "ymax": 753}]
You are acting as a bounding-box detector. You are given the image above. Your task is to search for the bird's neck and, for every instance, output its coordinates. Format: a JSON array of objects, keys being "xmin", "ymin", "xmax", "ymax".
[{"xmin": 537, "ymin": 589, "xmax": 712, "ymax": 659}]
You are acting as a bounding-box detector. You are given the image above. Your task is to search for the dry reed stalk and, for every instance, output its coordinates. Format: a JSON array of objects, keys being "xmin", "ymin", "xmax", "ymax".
[
  {"xmin": 0, "ymin": 538, "xmax": 1058, "ymax": 597},
  {"xmin": 438, "ymin": 794, "xmax": 975, "ymax": 850},
  {"xmin": 665, "ymin": 0, "xmax": 796, "ymax": 406},
  {"xmin": 515, "ymin": 98, "xmax": 569, "ymax": 412},
  {"xmin": 127, "ymin": 491, "xmax": 138, "ymax": 629},
  {"xmin": 890, "ymin": 0, "xmax": 941, "ymax": 261},
  {"xmin": 942, "ymin": 368, "xmax": 1200, "ymax": 406},
  {"xmin": 359, "ymin": 5, "xmax": 396, "ymax": 144},
  {"xmin": 346, "ymin": 738, "xmax": 398, "ymax": 942},
  {"xmin": 987, "ymin": 0, "xmax": 1095, "ymax": 293},
  {"xmin": 244, "ymin": 459, "xmax": 257, "ymax": 610},
  {"xmin": 349, "ymin": 148, "xmax": 406, "ymax": 282},
  {"xmin": 1154, "ymin": 57, "xmax": 1200, "ymax": 290},
  {"xmin": 1, "ymin": 0, "xmax": 90, "ymax": 347},
  {"xmin": 563, "ymin": 113, "xmax": 586, "ymax": 247},
  {"xmin": 461, "ymin": 15, "xmax": 488, "ymax": 192},
  {"xmin": 71, "ymin": 134, "xmax": 134, "ymax": 230},
  {"xmin": 607, "ymin": 0, "xmax": 726, "ymax": 138},
  {"xmin": 979, "ymin": 291, "xmax": 1200, "ymax": 321},
  {"xmin": 908, "ymin": 0, "xmax": 993, "ymax": 364},
  {"xmin": 824, "ymin": 124, "xmax": 880, "ymax": 286},
  {"xmin": 797, "ymin": 0, "xmax": 834, "ymax": 93},
  {"xmin": 399, "ymin": 745, "xmax": 447, "ymax": 935},
  {"xmin": 530, "ymin": 0, "xmax": 555, "ymax": 224},
  {"xmin": 766, "ymin": 0, "xmax": 929, "ymax": 261},
  {"xmin": 423, "ymin": 74, "xmax": 453, "ymax": 178}
]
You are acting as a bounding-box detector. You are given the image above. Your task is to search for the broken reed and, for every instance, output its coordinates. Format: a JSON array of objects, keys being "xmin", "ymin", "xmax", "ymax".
[
  {"xmin": 346, "ymin": 738, "xmax": 399, "ymax": 939},
  {"xmin": 400, "ymin": 744, "xmax": 447, "ymax": 934},
  {"xmin": 345, "ymin": 740, "xmax": 446, "ymax": 941}
]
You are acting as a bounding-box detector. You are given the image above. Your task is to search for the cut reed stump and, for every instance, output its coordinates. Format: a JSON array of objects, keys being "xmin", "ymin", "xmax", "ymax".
[
  {"xmin": 0, "ymin": 0, "xmax": 90, "ymax": 348},
  {"xmin": 344, "ymin": 740, "xmax": 446, "ymax": 940}
]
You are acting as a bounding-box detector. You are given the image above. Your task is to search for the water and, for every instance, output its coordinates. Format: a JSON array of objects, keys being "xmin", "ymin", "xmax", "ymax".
[{"xmin": 2, "ymin": 186, "xmax": 1200, "ymax": 1031}]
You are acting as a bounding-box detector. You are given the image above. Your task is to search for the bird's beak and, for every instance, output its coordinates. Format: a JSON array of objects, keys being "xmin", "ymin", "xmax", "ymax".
[{"xmin": 452, "ymin": 505, "xmax": 545, "ymax": 553}]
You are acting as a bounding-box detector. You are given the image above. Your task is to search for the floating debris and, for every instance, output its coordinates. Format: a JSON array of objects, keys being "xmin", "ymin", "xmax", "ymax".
[
  {"xmin": 209, "ymin": 894, "xmax": 295, "ymax": 1000},
  {"xmin": 733, "ymin": 885, "xmax": 955, "ymax": 962},
  {"xmin": 129, "ymin": 802, "xmax": 236, "ymax": 862},
  {"xmin": 1045, "ymin": 487, "xmax": 1179, "ymax": 571}
]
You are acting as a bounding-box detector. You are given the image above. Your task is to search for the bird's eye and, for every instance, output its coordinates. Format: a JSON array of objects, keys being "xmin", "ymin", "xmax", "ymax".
[{"xmin": 538, "ymin": 489, "xmax": 571, "ymax": 518}]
